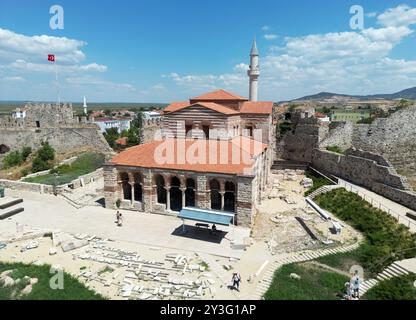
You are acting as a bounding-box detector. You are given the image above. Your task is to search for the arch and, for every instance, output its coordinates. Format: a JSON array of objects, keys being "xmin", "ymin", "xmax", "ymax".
[
  {"xmin": 155, "ymin": 174, "xmax": 166, "ymax": 205},
  {"xmin": 119, "ymin": 172, "xmax": 131, "ymax": 201},
  {"xmin": 170, "ymin": 176, "xmax": 182, "ymax": 212},
  {"xmin": 185, "ymin": 178, "xmax": 196, "ymax": 207},
  {"xmin": 224, "ymin": 181, "xmax": 236, "ymax": 212},
  {"xmin": 133, "ymin": 173, "xmax": 143, "ymax": 202},
  {"xmin": 210, "ymin": 179, "xmax": 221, "ymax": 210},
  {"xmin": 0, "ymin": 144, "xmax": 10, "ymax": 155}
]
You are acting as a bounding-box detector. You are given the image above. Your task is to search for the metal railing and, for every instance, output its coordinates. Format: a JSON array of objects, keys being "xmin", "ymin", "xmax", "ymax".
[{"xmin": 338, "ymin": 180, "xmax": 416, "ymax": 230}]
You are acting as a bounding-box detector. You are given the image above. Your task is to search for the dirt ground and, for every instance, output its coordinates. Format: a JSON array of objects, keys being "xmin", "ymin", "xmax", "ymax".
[{"xmin": 252, "ymin": 170, "xmax": 359, "ymax": 255}]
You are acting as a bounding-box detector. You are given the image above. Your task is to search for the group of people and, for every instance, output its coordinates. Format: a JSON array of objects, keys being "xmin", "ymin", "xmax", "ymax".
[{"xmin": 344, "ymin": 272, "xmax": 361, "ymax": 300}]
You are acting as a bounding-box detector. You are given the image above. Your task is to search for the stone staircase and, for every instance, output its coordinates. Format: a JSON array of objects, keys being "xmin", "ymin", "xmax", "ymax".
[
  {"xmin": 0, "ymin": 197, "xmax": 24, "ymax": 220},
  {"xmin": 307, "ymin": 185, "xmax": 341, "ymax": 200},
  {"xmin": 359, "ymin": 261, "xmax": 412, "ymax": 297},
  {"xmin": 248, "ymin": 239, "xmax": 363, "ymax": 300}
]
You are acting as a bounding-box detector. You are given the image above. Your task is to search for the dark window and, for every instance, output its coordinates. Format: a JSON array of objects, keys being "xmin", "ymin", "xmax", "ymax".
[{"xmin": 35, "ymin": 121, "xmax": 40, "ymax": 128}]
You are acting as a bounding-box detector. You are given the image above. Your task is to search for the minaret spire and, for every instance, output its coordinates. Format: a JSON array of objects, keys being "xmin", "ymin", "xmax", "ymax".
[
  {"xmin": 248, "ymin": 38, "xmax": 260, "ymax": 101},
  {"xmin": 83, "ymin": 96, "xmax": 88, "ymax": 115}
]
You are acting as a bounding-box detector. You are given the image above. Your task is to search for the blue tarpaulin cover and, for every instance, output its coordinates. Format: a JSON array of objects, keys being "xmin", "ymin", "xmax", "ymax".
[{"xmin": 178, "ymin": 207, "xmax": 234, "ymax": 226}]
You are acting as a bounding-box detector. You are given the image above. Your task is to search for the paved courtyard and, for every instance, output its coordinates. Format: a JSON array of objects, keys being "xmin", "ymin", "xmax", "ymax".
[{"xmin": 0, "ymin": 189, "xmax": 250, "ymax": 259}]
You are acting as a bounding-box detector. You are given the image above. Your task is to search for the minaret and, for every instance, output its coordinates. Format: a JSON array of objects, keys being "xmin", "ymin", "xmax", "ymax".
[
  {"xmin": 248, "ymin": 39, "xmax": 260, "ymax": 102},
  {"xmin": 83, "ymin": 96, "xmax": 88, "ymax": 115}
]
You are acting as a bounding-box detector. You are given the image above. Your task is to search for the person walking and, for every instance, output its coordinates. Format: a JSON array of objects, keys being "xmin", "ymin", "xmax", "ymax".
[
  {"xmin": 232, "ymin": 273, "xmax": 242, "ymax": 291},
  {"xmin": 117, "ymin": 212, "xmax": 124, "ymax": 227},
  {"xmin": 352, "ymin": 273, "xmax": 360, "ymax": 299},
  {"xmin": 115, "ymin": 211, "xmax": 121, "ymax": 225}
]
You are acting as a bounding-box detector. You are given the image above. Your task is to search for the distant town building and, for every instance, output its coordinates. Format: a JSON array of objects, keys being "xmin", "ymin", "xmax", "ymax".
[
  {"xmin": 315, "ymin": 112, "xmax": 330, "ymax": 123},
  {"xmin": 331, "ymin": 108, "xmax": 371, "ymax": 123},
  {"xmin": 143, "ymin": 111, "xmax": 162, "ymax": 124},
  {"xmin": 93, "ymin": 117, "xmax": 132, "ymax": 134},
  {"xmin": 11, "ymin": 107, "xmax": 28, "ymax": 119}
]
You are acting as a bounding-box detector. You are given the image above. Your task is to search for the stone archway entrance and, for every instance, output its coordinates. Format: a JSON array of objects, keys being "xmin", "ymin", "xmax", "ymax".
[
  {"xmin": 120, "ymin": 172, "xmax": 131, "ymax": 201},
  {"xmin": 0, "ymin": 144, "xmax": 10, "ymax": 155},
  {"xmin": 170, "ymin": 176, "xmax": 182, "ymax": 212},
  {"xmin": 155, "ymin": 175, "xmax": 167, "ymax": 205},
  {"xmin": 224, "ymin": 181, "xmax": 236, "ymax": 212},
  {"xmin": 185, "ymin": 178, "xmax": 196, "ymax": 207},
  {"xmin": 210, "ymin": 179, "xmax": 221, "ymax": 210}
]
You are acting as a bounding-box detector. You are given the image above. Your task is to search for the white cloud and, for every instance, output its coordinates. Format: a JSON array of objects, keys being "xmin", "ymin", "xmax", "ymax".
[
  {"xmin": 2, "ymin": 76, "xmax": 26, "ymax": 82},
  {"xmin": 163, "ymin": 4, "xmax": 416, "ymax": 100},
  {"xmin": 0, "ymin": 28, "xmax": 86, "ymax": 64},
  {"xmin": 366, "ymin": 11, "xmax": 377, "ymax": 18},
  {"xmin": 377, "ymin": 4, "xmax": 416, "ymax": 27},
  {"xmin": 66, "ymin": 76, "xmax": 135, "ymax": 91},
  {"xmin": 6, "ymin": 59, "xmax": 107, "ymax": 74},
  {"xmin": 233, "ymin": 63, "xmax": 249, "ymax": 72},
  {"xmin": 264, "ymin": 34, "xmax": 278, "ymax": 40}
]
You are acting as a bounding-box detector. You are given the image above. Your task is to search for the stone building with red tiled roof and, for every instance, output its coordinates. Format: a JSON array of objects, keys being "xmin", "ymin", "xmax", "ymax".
[{"xmin": 103, "ymin": 41, "xmax": 274, "ymax": 227}]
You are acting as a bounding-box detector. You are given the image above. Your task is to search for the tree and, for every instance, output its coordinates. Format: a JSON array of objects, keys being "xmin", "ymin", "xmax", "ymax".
[
  {"xmin": 38, "ymin": 141, "xmax": 55, "ymax": 161},
  {"xmin": 103, "ymin": 128, "xmax": 119, "ymax": 149}
]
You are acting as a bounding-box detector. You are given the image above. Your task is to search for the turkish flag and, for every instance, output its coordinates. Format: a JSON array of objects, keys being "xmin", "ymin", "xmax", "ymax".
[{"xmin": 48, "ymin": 54, "xmax": 55, "ymax": 62}]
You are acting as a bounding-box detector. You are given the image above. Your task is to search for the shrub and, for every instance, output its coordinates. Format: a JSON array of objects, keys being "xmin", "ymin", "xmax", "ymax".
[
  {"xmin": 32, "ymin": 156, "xmax": 51, "ymax": 173},
  {"xmin": 116, "ymin": 199, "xmax": 121, "ymax": 208},
  {"xmin": 20, "ymin": 168, "xmax": 30, "ymax": 177},
  {"xmin": 315, "ymin": 189, "xmax": 416, "ymax": 274},
  {"xmin": 3, "ymin": 151, "xmax": 22, "ymax": 168},
  {"xmin": 21, "ymin": 147, "xmax": 32, "ymax": 161}
]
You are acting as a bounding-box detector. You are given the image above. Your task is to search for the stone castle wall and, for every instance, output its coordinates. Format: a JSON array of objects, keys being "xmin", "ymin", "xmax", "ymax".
[
  {"xmin": 351, "ymin": 107, "xmax": 416, "ymax": 172},
  {"xmin": 278, "ymin": 109, "xmax": 416, "ymax": 211},
  {"xmin": 319, "ymin": 107, "xmax": 416, "ymax": 172},
  {"xmin": 277, "ymin": 117, "xmax": 328, "ymax": 163},
  {"xmin": 311, "ymin": 148, "xmax": 416, "ymax": 211},
  {"xmin": 0, "ymin": 103, "xmax": 112, "ymax": 155},
  {"xmin": 320, "ymin": 121, "xmax": 354, "ymax": 150},
  {"xmin": 0, "ymin": 126, "xmax": 112, "ymax": 154}
]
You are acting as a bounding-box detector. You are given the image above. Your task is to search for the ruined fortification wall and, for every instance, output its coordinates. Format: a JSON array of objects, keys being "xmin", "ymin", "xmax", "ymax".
[
  {"xmin": 351, "ymin": 107, "xmax": 416, "ymax": 171},
  {"xmin": 277, "ymin": 117, "xmax": 327, "ymax": 163},
  {"xmin": 0, "ymin": 126, "xmax": 112, "ymax": 154},
  {"xmin": 320, "ymin": 121, "xmax": 353, "ymax": 150},
  {"xmin": 320, "ymin": 107, "xmax": 416, "ymax": 171},
  {"xmin": 311, "ymin": 149, "xmax": 416, "ymax": 211}
]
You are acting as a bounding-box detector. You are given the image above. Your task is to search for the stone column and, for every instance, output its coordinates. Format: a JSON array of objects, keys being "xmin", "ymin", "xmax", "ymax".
[
  {"xmin": 219, "ymin": 191, "xmax": 225, "ymax": 211},
  {"xmin": 181, "ymin": 187, "xmax": 186, "ymax": 208},
  {"xmin": 166, "ymin": 185, "xmax": 171, "ymax": 211},
  {"xmin": 142, "ymin": 170, "xmax": 153, "ymax": 213},
  {"xmin": 130, "ymin": 183, "xmax": 135, "ymax": 205}
]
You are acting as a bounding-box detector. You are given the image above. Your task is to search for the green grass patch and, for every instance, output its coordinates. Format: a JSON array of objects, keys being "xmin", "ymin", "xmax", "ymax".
[
  {"xmin": 325, "ymin": 145, "xmax": 345, "ymax": 155},
  {"xmin": 0, "ymin": 262, "xmax": 104, "ymax": 300},
  {"xmin": 364, "ymin": 274, "xmax": 416, "ymax": 300},
  {"xmin": 23, "ymin": 153, "xmax": 105, "ymax": 185},
  {"xmin": 304, "ymin": 170, "xmax": 335, "ymax": 196},
  {"xmin": 264, "ymin": 263, "xmax": 348, "ymax": 300},
  {"xmin": 315, "ymin": 189, "xmax": 416, "ymax": 275}
]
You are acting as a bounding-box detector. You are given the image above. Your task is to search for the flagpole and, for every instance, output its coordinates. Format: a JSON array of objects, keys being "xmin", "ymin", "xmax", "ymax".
[{"xmin": 55, "ymin": 57, "xmax": 60, "ymax": 105}]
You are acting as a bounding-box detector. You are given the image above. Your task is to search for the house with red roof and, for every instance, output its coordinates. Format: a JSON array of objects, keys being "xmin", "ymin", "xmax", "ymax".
[{"xmin": 104, "ymin": 41, "xmax": 274, "ymax": 227}]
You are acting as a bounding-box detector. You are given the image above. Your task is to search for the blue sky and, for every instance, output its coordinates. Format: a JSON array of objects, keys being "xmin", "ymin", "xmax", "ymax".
[{"xmin": 1, "ymin": 0, "xmax": 416, "ymax": 102}]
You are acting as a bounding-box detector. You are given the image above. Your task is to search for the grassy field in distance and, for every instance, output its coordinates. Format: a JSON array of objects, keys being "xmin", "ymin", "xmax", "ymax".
[{"xmin": 0, "ymin": 101, "xmax": 167, "ymax": 115}]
